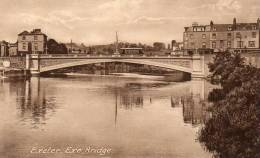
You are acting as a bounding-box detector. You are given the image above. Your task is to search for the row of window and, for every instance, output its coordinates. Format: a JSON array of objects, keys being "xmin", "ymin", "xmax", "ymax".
[
  {"xmin": 210, "ymin": 25, "xmax": 257, "ymax": 32},
  {"xmin": 188, "ymin": 32, "xmax": 257, "ymax": 39},
  {"xmin": 192, "ymin": 26, "xmax": 257, "ymax": 32},
  {"xmin": 193, "ymin": 27, "xmax": 205, "ymax": 32},
  {"xmin": 22, "ymin": 35, "xmax": 39, "ymax": 40},
  {"xmin": 190, "ymin": 41, "xmax": 256, "ymax": 48},
  {"xmin": 22, "ymin": 43, "xmax": 39, "ymax": 51}
]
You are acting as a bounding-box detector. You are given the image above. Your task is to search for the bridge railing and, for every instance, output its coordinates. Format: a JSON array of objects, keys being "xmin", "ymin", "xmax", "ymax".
[{"xmin": 30, "ymin": 54, "xmax": 194, "ymax": 59}]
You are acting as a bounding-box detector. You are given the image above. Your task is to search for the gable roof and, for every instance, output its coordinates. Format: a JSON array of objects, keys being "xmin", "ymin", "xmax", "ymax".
[
  {"xmin": 18, "ymin": 31, "xmax": 30, "ymax": 36},
  {"xmin": 18, "ymin": 29, "xmax": 47, "ymax": 36}
]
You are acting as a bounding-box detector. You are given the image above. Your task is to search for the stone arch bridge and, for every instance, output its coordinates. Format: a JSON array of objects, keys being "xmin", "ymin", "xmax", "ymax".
[{"xmin": 25, "ymin": 54, "xmax": 205, "ymax": 78}]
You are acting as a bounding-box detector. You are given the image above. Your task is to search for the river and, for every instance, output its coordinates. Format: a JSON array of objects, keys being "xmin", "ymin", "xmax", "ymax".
[{"xmin": 0, "ymin": 74, "xmax": 216, "ymax": 158}]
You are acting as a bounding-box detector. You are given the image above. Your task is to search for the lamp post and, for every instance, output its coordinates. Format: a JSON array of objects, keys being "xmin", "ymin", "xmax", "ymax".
[
  {"xmin": 114, "ymin": 32, "xmax": 120, "ymax": 55},
  {"xmin": 238, "ymin": 34, "xmax": 242, "ymax": 53}
]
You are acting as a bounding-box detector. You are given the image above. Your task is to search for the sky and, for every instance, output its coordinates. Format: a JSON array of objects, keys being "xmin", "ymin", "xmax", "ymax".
[{"xmin": 0, "ymin": 0, "xmax": 259, "ymax": 45}]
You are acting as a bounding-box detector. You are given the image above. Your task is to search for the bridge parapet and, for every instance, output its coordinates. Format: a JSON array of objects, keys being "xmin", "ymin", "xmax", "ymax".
[{"xmin": 0, "ymin": 57, "xmax": 26, "ymax": 69}]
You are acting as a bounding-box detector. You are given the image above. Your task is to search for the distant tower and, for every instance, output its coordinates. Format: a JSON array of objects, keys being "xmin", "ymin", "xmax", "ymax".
[
  {"xmin": 114, "ymin": 31, "xmax": 120, "ymax": 55},
  {"xmin": 210, "ymin": 20, "xmax": 214, "ymax": 30}
]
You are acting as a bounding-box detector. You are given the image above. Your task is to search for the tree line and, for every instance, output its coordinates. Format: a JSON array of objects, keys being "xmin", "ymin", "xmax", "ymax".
[{"xmin": 46, "ymin": 39, "xmax": 171, "ymax": 55}]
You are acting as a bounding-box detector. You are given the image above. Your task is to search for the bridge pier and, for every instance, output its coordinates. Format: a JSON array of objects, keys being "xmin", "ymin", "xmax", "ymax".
[
  {"xmin": 191, "ymin": 55, "xmax": 205, "ymax": 78},
  {"xmin": 26, "ymin": 54, "xmax": 41, "ymax": 76}
]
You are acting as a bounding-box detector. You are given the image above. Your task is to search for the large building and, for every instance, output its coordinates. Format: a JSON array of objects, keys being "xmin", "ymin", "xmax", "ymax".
[
  {"xmin": 17, "ymin": 29, "xmax": 47, "ymax": 55},
  {"xmin": 183, "ymin": 18, "xmax": 260, "ymax": 54}
]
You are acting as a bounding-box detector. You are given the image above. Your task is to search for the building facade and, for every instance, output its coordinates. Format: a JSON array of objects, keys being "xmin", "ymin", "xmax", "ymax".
[
  {"xmin": 0, "ymin": 41, "xmax": 9, "ymax": 57},
  {"xmin": 8, "ymin": 43, "xmax": 18, "ymax": 56},
  {"xmin": 17, "ymin": 29, "xmax": 47, "ymax": 55},
  {"xmin": 183, "ymin": 18, "xmax": 260, "ymax": 54}
]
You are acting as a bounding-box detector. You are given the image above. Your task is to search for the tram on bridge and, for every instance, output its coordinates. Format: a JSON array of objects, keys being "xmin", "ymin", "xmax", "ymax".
[{"xmin": 119, "ymin": 48, "xmax": 144, "ymax": 55}]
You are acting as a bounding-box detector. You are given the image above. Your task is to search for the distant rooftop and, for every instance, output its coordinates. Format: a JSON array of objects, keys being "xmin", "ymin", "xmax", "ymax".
[{"xmin": 18, "ymin": 29, "xmax": 47, "ymax": 36}]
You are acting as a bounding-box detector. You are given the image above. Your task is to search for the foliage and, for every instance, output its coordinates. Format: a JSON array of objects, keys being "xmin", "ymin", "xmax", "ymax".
[
  {"xmin": 199, "ymin": 51, "xmax": 260, "ymax": 158},
  {"xmin": 153, "ymin": 42, "xmax": 166, "ymax": 51},
  {"xmin": 47, "ymin": 39, "xmax": 68, "ymax": 54}
]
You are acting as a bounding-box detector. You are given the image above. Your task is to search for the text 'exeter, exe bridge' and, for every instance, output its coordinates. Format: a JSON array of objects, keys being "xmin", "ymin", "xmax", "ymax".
[{"xmin": 1, "ymin": 54, "xmax": 206, "ymax": 78}]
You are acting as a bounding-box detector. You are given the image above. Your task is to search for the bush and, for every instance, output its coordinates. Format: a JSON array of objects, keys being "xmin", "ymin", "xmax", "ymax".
[{"xmin": 199, "ymin": 51, "xmax": 260, "ymax": 158}]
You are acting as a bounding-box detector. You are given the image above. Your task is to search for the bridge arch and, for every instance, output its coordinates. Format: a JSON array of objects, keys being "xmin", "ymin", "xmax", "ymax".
[{"xmin": 39, "ymin": 59, "xmax": 193, "ymax": 74}]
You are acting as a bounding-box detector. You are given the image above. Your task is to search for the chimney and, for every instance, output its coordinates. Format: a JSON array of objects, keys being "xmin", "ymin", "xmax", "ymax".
[
  {"xmin": 257, "ymin": 18, "xmax": 260, "ymax": 27},
  {"xmin": 210, "ymin": 20, "xmax": 214, "ymax": 30},
  {"xmin": 233, "ymin": 18, "xmax": 237, "ymax": 30}
]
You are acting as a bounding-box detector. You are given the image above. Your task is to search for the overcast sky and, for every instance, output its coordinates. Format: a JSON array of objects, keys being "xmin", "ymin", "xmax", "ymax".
[{"xmin": 0, "ymin": 0, "xmax": 259, "ymax": 45}]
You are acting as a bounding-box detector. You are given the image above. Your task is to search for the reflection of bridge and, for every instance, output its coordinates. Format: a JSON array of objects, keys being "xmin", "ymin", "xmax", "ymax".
[{"xmin": 26, "ymin": 54, "xmax": 205, "ymax": 78}]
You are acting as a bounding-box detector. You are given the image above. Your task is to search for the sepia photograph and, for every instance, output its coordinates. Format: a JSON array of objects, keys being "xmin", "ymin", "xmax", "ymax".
[{"xmin": 0, "ymin": 0, "xmax": 259, "ymax": 158}]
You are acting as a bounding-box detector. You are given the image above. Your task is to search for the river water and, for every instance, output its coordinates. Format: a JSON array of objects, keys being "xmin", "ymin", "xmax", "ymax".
[
  {"xmin": 0, "ymin": 75, "xmax": 215, "ymax": 158},
  {"xmin": 0, "ymin": 53, "xmax": 258, "ymax": 158}
]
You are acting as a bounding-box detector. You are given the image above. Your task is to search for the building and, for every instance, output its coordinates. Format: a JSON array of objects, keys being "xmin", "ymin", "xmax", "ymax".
[
  {"xmin": 17, "ymin": 29, "xmax": 47, "ymax": 56},
  {"xmin": 0, "ymin": 41, "xmax": 9, "ymax": 57},
  {"xmin": 65, "ymin": 42, "xmax": 88, "ymax": 54},
  {"xmin": 171, "ymin": 40, "xmax": 184, "ymax": 51},
  {"xmin": 183, "ymin": 18, "xmax": 260, "ymax": 54},
  {"xmin": 8, "ymin": 42, "xmax": 18, "ymax": 56}
]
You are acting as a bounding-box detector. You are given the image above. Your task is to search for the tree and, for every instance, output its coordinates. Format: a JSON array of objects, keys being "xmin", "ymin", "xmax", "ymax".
[
  {"xmin": 153, "ymin": 42, "xmax": 166, "ymax": 51},
  {"xmin": 199, "ymin": 51, "xmax": 260, "ymax": 158},
  {"xmin": 207, "ymin": 51, "xmax": 246, "ymax": 101},
  {"xmin": 47, "ymin": 39, "xmax": 68, "ymax": 54}
]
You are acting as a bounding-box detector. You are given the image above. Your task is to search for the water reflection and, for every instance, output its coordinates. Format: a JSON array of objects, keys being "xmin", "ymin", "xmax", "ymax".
[
  {"xmin": 182, "ymin": 95, "xmax": 209, "ymax": 126},
  {"xmin": 0, "ymin": 76, "xmax": 215, "ymax": 158},
  {"xmin": 1, "ymin": 77, "xmax": 212, "ymax": 128},
  {"xmin": 1, "ymin": 78, "xmax": 57, "ymax": 129},
  {"xmin": 116, "ymin": 87, "xmax": 144, "ymax": 109},
  {"xmin": 109, "ymin": 79, "xmax": 211, "ymax": 127}
]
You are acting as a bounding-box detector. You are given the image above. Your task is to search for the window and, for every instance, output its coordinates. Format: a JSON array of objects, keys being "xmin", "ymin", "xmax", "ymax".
[
  {"xmin": 227, "ymin": 41, "xmax": 231, "ymax": 48},
  {"xmin": 220, "ymin": 40, "xmax": 224, "ymax": 48},
  {"xmin": 202, "ymin": 42, "xmax": 206, "ymax": 48},
  {"xmin": 212, "ymin": 33, "xmax": 216, "ymax": 39},
  {"xmin": 34, "ymin": 43, "xmax": 38, "ymax": 51},
  {"xmin": 190, "ymin": 34, "xmax": 193, "ymax": 39},
  {"xmin": 248, "ymin": 41, "xmax": 255, "ymax": 47},
  {"xmin": 22, "ymin": 43, "xmax": 26, "ymax": 50},
  {"xmin": 22, "ymin": 36, "xmax": 26, "ymax": 40},
  {"xmin": 190, "ymin": 42, "xmax": 195, "ymax": 48},
  {"xmin": 252, "ymin": 25, "xmax": 257, "ymax": 30},
  {"xmin": 34, "ymin": 35, "xmax": 38, "ymax": 40},
  {"xmin": 213, "ymin": 27, "xmax": 216, "ymax": 31},
  {"xmin": 237, "ymin": 41, "xmax": 244, "ymax": 48},
  {"xmin": 202, "ymin": 34, "xmax": 206, "ymax": 39},
  {"xmin": 184, "ymin": 33, "xmax": 188, "ymax": 41},
  {"xmin": 227, "ymin": 33, "xmax": 232, "ymax": 38},
  {"xmin": 252, "ymin": 32, "xmax": 257, "ymax": 38},
  {"xmin": 228, "ymin": 26, "xmax": 232, "ymax": 31},
  {"xmin": 212, "ymin": 42, "xmax": 216, "ymax": 48},
  {"xmin": 236, "ymin": 32, "xmax": 241, "ymax": 38}
]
